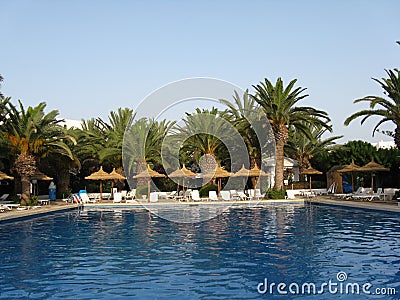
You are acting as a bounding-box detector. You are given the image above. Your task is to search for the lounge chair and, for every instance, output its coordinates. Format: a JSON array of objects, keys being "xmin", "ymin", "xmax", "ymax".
[
  {"xmin": 71, "ymin": 194, "xmax": 82, "ymax": 204},
  {"xmin": 255, "ymin": 189, "xmax": 265, "ymax": 200},
  {"xmin": 0, "ymin": 194, "xmax": 9, "ymax": 201},
  {"xmin": 350, "ymin": 188, "xmax": 374, "ymax": 201},
  {"xmin": 191, "ymin": 190, "xmax": 203, "ymax": 201},
  {"xmin": 237, "ymin": 191, "xmax": 249, "ymax": 200},
  {"xmin": 149, "ymin": 192, "xmax": 158, "ymax": 203},
  {"xmin": 0, "ymin": 205, "xmax": 12, "ymax": 213},
  {"xmin": 113, "ymin": 192, "xmax": 123, "ymax": 203},
  {"xmin": 121, "ymin": 190, "xmax": 127, "ymax": 200},
  {"xmin": 324, "ymin": 183, "xmax": 336, "ymax": 194},
  {"xmin": 209, "ymin": 191, "xmax": 218, "ymax": 201},
  {"xmin": 230, "ymin": 190, "xmax": 240, "ymax": 200},
  {"xmin": 184, "ymin": 190, "xmax": 192, "ymax": 201},
  {"xmin": 286, "ymin": 190, "xmax": 296, "ymax": 199},
  {"xmin": 167, "ymin": 191, "xmax": 177, "ymax": 200},
  {"xmin": 126, "ymin": 189, "xmax": 136, "ymax": 200},
  {"xmin": 220, "ymin": 190, "xmax": 231, "ymax": 201},
  {"xmin": 79, "ymin": 192, "xmax": 98, "ymax": 203},
  {"xmin": 2, "ymin": 203, "xmax": 20, "ymax": 210}
]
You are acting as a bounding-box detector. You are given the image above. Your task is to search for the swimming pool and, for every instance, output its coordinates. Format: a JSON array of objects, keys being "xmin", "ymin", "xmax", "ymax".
[{"xmin": 0, "ymin": 204, "xmax": 399, "ymax": 299}]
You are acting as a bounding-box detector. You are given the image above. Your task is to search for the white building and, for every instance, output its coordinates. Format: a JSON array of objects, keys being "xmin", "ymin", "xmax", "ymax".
[
  {"xmin": 371, "ymin": 140, "xmax": 396, "ymax": 149},
  {"xmin": 263, "ymin": 157, "xmax": 299, "ymax": 188},
  {"xmin": 58, "ymin": 119, "xmax": 83, "ymax": 129}
]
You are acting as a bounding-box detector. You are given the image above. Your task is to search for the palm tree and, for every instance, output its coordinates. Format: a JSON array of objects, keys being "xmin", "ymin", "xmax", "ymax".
[
  {"xmin": 123, "ymin": 117, "xmax": 175, "ymax": 176},
  {"xmin": 220, "ymin": 90, "xmax": 264, "ymax": 169},
  {"xmin": 252, "ymin": 77, "xmax": 331, "ymax": 190},
  {"xmin": 98, "ymin": 108, "xmax": 134, "ymax": 168},
  {"xmin": 172, "ymin": 108, "xmax": 237, "ymax": 174},
  {"xmin": 74, "ymin": 118, "xmax": 107, "ymax": 169},
  {"xmin": 1, "ymin": 100, "xmax": 75, "ymax": 204},
  {"xmin": 286, "ymin": 121, "xmax": 342, "ymax": 170},
  {"xmin": 344, "ymin": 69, "xmax": 400, "ymax": 149}
]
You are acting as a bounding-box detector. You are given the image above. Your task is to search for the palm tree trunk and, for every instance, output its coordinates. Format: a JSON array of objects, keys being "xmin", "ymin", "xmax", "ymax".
[
  {"xmin": 200, "ymin": 153, "xmax": 217, "ymax": 185},
  {"xmin": 274, "ymin": 138, "xmax": 285, "ymax": 190},
  {"xmin": 395, "ymin": 125, "xmax": 400, "ymax": 149},
  {"xmin": 57, "ymin": 168, "xmax": 70, "ymax": 198},
  {"xmin": 20, "ymin": 175, "xmax": 30, "ymax": 205}
]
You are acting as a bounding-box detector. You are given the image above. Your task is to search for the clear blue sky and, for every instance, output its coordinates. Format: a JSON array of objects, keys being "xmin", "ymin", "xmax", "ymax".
[{"xmin": 1, "ymin": 0, "xmax": 399, "ymax": 143}]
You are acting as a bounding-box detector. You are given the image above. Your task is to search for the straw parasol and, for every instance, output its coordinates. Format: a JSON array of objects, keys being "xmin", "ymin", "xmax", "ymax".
[
  {"xmin": 359, "ymin": 158, "xmax": 389, "ymax": 191},
  {"xmin": 248, "ymin": 164, "xmax": 269, "ymax": 195},
  {"xmin": 232, "ymin": 164, "xmax": 251, "ymax": 193},
  {"xmin": 134, "ymin": 165, "xmax": 165, "ymax": 202},
  {"xmin": 338, "ymin": 159, "xmax": 361, "ymax": 192},
  {"xmin": 0, "ymin": 171, "xmax": 14, "ymax": 180},
  {"xmin": 108, "ymin": 168, "xmax": 126, "ymax": 181},
  {"xmin": 204, "ymin": 165, "xmax": 231, "ymax": 196},
  {"xmin": 168, "ymin": 165, "xmax": 196, "ymax": 192},
  {"xmin": 300, "ymin": 166, "xmax": 323, "ymax": 191},
  {"xmin": 85, "ymin": 166, "xmax": 110, "ymax": 202}
]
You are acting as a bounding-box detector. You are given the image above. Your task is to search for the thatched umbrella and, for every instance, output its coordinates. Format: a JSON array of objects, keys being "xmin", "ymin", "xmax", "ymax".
[
  {"xmin": 29, "ymin": 170, "xmax": 53, "ymax": 197},
  {"xmin": 232, "ymin": 164, "xmax": 250, "ymax": 192},
  {"xmin": 134, "ymin": 165, "xmax": 165, "ymax": 202},
  {"xmin": 108, "ymin": 168, "xmax": 126, "ymax": 181},
  {"xmin": 247, "ymin": 164, "xmax": 269, "ymax": 190},
  {"xmin": 107, "ymin": 168, "xmax": 127, "ymax": 197},
  {"xmin": 300, "ymin": 166, "xmax": 323, "ymax": 191},
  {"xmin": 338, "ymin": 159, "xmax": 361, "ymax": 193},
  {"xmin": 204, "ymin": 165, "xmax": 231, "ymax": 196},
  {"xmin": 359, "ymin": 159, "xmax": 389, "ymax": 191},
  {"xmin": 168, "ymin": 165, "xmax": 196, "ymax": 192},
  {"xmin": 0, "ymin": 171, "xmax": 14, "ymax": 180},
  {"xmin": 85, "ymin": 166, "xmax": 110, "ymax": 202}
]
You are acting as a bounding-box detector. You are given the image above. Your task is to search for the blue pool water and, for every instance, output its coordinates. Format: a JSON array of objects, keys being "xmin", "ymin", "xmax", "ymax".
[{"xmin": 0, "ymin": 204, "xmax": 399, "ymax": 299}]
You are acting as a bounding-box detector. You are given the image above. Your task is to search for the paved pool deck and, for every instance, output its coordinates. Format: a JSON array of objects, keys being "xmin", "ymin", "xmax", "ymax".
[{"xmin": 0, "ymin": 196, "xmax": 399, "ymax": 222}]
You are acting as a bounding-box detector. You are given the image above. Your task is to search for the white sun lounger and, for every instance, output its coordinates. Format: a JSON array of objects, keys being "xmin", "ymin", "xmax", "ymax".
[
  {"xmin": 220, "ymin": 190, "xmax": 231, "ymax": 201},
  {"xmin": 191, "ymin": 190, "xmax": 204, "ymax": 201},
  {"xmin": 209, "ymin": 191, "xmax": 218, "ymax": 201}
]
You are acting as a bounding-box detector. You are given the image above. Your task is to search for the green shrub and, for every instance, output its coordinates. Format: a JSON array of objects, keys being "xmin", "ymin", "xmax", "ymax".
[
  {"xmin": 28, "ymin": 195, "xmax": 39, "ymax": 206},
  {"xmin": 267, "ymin": 188, "xmax": 286, "ymax": 199},
  {"xmin": 136, "ymin": 185, "xmax": 148, "ymax": 197},
  {"xmin": 199, "ymin": 184, "xmax": 218, "ymax": 198}
]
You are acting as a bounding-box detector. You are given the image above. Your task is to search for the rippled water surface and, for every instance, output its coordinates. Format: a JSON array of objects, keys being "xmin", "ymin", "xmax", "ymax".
[{"xmin": 0, "ymin": 204, "xmax": 399, "ymax": 299}]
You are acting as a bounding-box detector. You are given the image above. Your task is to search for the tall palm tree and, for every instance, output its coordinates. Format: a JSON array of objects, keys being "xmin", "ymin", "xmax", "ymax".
[
  {"xmin": 1, "ymin": 100, "xmax": 75, "ymax": 204},
  {"xmin": 252, "ymin": 77, "xmax": 331, "ymax": 190},
  {"xmin": 344, "ymin": 69, "xmax": 400, "ymax": 149}
]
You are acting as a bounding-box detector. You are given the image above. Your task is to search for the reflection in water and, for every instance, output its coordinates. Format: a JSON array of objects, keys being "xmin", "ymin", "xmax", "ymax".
[{"xmin": 0, "ymin": 205, "xmax": 399, "ymax": 299}]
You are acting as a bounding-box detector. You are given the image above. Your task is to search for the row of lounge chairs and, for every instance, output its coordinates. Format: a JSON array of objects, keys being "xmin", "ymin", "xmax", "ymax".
[
  {"xmin": 332, "ymin": 187, "xmax": 399, "ymax": 201},
  {"xmin": 165, "ymin": 189, "xmax": 265, "ymax": 202}
]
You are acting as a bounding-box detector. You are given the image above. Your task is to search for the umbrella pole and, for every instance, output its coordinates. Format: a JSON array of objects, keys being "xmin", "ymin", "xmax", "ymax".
[
  {"xmin": 371, "ymin": 173, "xmax": 374, "ymax": 192},
  {"xmin": 309, "ymin": 176, "xmax": 312, "ymax": 192},
  {"xmin": 218, "ymin": 178, "xmax": 221, "ymax": 197},
  {"xmin": 351, "ymin": 172, "xmax": 354, "ymax": 193},
  {"xmin": 147, "ymin": 180, "xmax": 150, "ymax": 203},
  {"xmin": 100, "ymin": 180, "xmax": 103, "ymax": 203}
]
